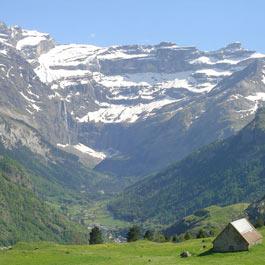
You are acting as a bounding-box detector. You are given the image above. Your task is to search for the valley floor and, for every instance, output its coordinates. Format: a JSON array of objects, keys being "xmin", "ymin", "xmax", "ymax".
[{"xmin": 1, "ymin": 228, "xmax": 265, "ymax": 265}]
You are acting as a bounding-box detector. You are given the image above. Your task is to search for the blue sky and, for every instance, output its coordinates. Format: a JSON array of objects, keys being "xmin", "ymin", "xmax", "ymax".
[{"xmin": 1, "ymin": 0, "xmax": 265, "ymax": 52}]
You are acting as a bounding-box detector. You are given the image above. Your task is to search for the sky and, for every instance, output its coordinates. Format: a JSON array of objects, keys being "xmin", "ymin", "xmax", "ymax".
[{"xmin": 1, "ymin": 0, "xmax": 265, "ymax": 52}]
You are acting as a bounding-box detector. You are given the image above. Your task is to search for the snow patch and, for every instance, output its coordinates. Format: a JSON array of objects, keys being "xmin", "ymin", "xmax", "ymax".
[
  {"xmin": 250, "ymin": 53, "xmax": 265, "ymax": 59},
  {"xmin": 190, "ymin": 56, "xmax": 242, "ymax": 65},
  {"xmin": 17, "ymin": 36, "xmax": 47, "ymax": 49},
  {"xmin": 195, "ymin": 69, "xmax": 232, "ymax": 77},
  {"xmin": 74, "ymin": 143, "xmax": 106, "ymax": 159},
  {"xmin": 16, "ymin": 29, "xmax": 50, "ymax": 50},
  {"xmin": 93, "ymin": 71, "xmax": 215, "ymax": 93},
  {"xmin": 34, "ymin": 44, "xmax": 100, "ymax": 83},
  {"xmin": 20, "ymin": 91, "xmax": 41, "ymax": 112},
  {"xmin": 245, "ymin": 92, "xmax": 265, "ymax": 101},
  {"xmin": 97, "ymin": 51, "xmax": 149, "ymax": 60},
  {"xmin": 57, "ymin": 143, "xmax": 106, "ymax": 159},
  {"xmin": 190, "ymin": 56, "xmax": 216, "ymax": 65},
  {"xmin": 76, "ymin": 98, "xmax": 177, "ymax": 123}
]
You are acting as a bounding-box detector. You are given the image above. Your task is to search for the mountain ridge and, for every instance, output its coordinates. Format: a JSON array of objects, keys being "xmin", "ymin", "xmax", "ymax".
[
  {"xmin": 2, "ymin": 21, "xmax": 265, "ymax": 177},
  {"xmin": 108, "ymin": 107, "xmax": 265, "ymax": 224}
]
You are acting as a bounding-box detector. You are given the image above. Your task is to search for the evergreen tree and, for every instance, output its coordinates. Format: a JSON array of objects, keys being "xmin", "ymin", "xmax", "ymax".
[
  {"xmin": 196, "ymin": 228, "xmax": 207, "ymax": 239},
  {"xmin": 255, "ymin": 217, "xmax": 264, "ymax": 228},
  {"xmin": 172, "ymin": 235, "xmax": 177, "ymax": 242},
  {"xmin": 184, "ymin": 232, "xmax": 192, "ymax": 240},
  {"xmin": 152, "ymin": 231, "xmax": 166, "ymax": 242},
  {"xmin": 144, "ymin": 230, "xmax": 154, "ymax": 241},
  {"xmin": 89, "ymin": 226, "xmax": 103, "ymax": 244},
  {"xmin": 127, "ymin": 225, "xmax": 141, "ymax": 242},
  {"xmin": 164, "ymin": 235, "xmax": 171, "ymax": 242}
]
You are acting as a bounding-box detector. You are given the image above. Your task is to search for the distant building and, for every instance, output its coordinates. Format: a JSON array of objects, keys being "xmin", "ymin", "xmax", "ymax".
[{"xmin": 213, "ymin": 218, "xmax": 262, "ymax": 252}]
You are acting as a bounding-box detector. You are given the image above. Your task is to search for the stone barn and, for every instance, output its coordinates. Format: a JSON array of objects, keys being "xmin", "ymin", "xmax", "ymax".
[{"xmin": 213, "ymin": 218, "xmax": 262, "ymax": 252}]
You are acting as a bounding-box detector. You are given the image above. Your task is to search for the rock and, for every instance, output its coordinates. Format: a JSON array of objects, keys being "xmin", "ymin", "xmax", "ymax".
[
  {"xmin": 180, "ymin": 251, "xmax": 191, "ymax": 258},
  {"xmin": 0, "ymin": 246, "xmax": 12, "ymax": 251}
]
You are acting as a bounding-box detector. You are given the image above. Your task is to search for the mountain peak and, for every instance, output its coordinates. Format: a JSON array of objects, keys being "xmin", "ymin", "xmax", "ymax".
[
  {"xmin": 222, "ymin": 42, "xmax": 244, "ymax": 51},
  {"xmin": 157, "ymin": 41, "xmax": 177, "ymax": 47},
  {"xmin": 0, "ymin": 22, "xmax": 10, "ymax": 37}
]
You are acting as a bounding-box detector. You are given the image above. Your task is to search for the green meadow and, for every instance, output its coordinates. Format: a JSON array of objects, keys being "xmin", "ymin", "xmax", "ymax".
[{"xmin": 1, "ymin": 228, "xmax": 265, "ymax": 265}]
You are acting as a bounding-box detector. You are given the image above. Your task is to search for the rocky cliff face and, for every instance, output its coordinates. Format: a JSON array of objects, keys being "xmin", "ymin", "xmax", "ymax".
[
  {"xmin": 2, "ymin": 21, "xmax": 265, "ymax": 176},
  {"xmin": 0, "ymin": 22, "xmax": 76, "ymax": 161}
]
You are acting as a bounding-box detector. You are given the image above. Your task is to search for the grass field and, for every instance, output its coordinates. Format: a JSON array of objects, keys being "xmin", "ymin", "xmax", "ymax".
[
  {"xmin": 1, "ymin": 228, "xmax": 265, "ymax": 265},
  {"xmin": 61, "ymin": 200, "xmax": 131, "ymax": 230}
]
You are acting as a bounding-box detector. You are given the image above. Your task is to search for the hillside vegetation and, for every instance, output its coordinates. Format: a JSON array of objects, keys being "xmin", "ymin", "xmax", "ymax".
[
  {"xmin": 0, "ymin": 140, "xmax": 117, "ymax": 203},
  {"xmin": 164, "ymin": 203, "xmax": 249, "ymax": 237},
  {"xmin": 109, "ymin": 107, "xmax": 265, "ymax": 224},
  {"xmin": 0, "ymin": 156, "xmax": 88, "ymax": 246}
]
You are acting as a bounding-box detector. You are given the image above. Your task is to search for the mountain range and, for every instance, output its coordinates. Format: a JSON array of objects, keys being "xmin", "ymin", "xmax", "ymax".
[
  {"xmin": 2, "ymin": 21, "xmax": 265, "ymax": 242},
  {"xmin": 1, "ymin": 22, "xmax": 265, "ymax": 178}
]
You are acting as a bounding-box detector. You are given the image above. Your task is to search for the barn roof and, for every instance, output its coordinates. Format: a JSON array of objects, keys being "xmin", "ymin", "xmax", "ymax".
[{"xmin": 230, "ymin": 218, "xmax": 262, "ymax": 244}]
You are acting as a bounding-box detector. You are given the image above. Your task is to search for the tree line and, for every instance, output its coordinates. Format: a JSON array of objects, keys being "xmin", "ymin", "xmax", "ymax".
[{"xmin": 89, "ymin": 225, "xmax": 210, "ymax": 245}]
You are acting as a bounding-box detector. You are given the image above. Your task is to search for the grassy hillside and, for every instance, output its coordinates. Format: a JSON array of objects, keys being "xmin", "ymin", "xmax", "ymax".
[
  {"xmin": 164, "ymin": 203, "xmax": 249, "ymax": 237},
  {"xmin": 0, "ymin": 156, "xmax": 88, "ymax": 246},
  {"xmin": 1, "ymin": 227, "xmax": 265, "ymax": 265},
  {"xmin": 109, "ymin": 107, "xmax": 265, "ymax": 224}
]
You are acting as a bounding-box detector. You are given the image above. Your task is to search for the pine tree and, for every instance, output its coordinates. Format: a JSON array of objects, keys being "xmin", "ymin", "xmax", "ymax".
[
  {"xmin": 127, "ymin": 225, "xmax": 141, "ymax": 242},
  {"xmin": 89, "ymin": 226, "xmax": 103, "ymax": 244},
  {"xmin": 144, "ymin": 230, "xmax": 154, "ymax": 241},
  {"xmin": 255, "ymin": 217, "xmax": 264, "ymax": 228},
  {"xmin": 196, "ymin": 229, "xmax": 206, "ymax": 239},
  {"xmin": 172, "ymin": 235, "xmax": 177, "ymax": 242},
  {"xmin": 184, "ymin": 232, "xmax": 191, "ymax": 240}
]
